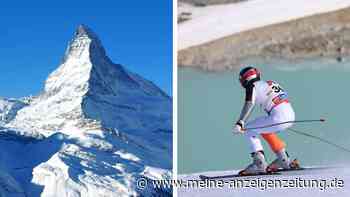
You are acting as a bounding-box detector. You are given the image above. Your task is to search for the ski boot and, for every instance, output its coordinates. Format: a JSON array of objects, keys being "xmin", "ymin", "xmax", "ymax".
[
  {"xmin": 266, "ymin": 148, "xmax": 300, "ymax": 172},
  {"xmin": 239, "ymin": 151, "xmax": 268, "ymax": 176}
]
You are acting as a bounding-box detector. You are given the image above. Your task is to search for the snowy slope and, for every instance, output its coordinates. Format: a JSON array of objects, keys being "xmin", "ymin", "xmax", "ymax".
[
  {"xmin": 179, "ymin": 0, "xmax": 350, "ymax": 50},
  {"xmin": 0, "ymin": 25, "xmax": 172, "ymax": 197},
  {"xmin": 0, "ymin": 98, "xmax": 28, "ymax": 124},
  {"xmin": 179, "ymin": 166, "xmax": 350, "ymax": 196}
]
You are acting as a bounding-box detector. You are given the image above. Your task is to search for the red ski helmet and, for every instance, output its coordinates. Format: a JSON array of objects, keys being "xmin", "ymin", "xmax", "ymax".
[{"xmin": 239, "ymin": 66, "xmax": 261, "ymax": 87}]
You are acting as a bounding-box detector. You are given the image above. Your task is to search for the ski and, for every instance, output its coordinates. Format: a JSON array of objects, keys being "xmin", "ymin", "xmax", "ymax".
[
  {"xmin": 271, "ymin": 166, "xmax": 332, "ymax": 174},
  {"xmin": 199, "ymin": 171, "xmax": 280, "ymax": 180},
  {"xmin": 198, "ymin": 166, "xmax": 331, "ymax": 180}
]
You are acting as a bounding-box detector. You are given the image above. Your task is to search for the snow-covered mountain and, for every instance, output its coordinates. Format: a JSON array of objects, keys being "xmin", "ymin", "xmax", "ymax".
[{"xmin": 0, "ymin": 25, "xmax": 172, "ymax": 197}]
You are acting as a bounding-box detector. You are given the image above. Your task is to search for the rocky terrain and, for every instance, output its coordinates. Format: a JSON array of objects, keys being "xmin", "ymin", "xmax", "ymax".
[{"xmin": 178, "ymin": 7, "xmax": 350, "ymax": 71}]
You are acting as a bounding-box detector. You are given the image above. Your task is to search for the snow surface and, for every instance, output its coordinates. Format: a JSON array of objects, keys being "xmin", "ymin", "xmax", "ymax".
[
  {"xmin": 179, "ymin": 0, "xmax": 350, "ymax": 50},
  {"xmin": 0, "ymin": 98, "xmax": 27, "ymax": 124},
  {"xmin": 179, "ymin": 166, "xmax": 350, "ymax": 197},
  {"xmin": 0, "ymin": 25, "xmax": 172, "ymax": 196}
]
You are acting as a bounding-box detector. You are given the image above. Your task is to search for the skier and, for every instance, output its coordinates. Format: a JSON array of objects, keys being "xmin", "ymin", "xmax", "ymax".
[{"xmin": 233, "ymin": 66, "xmax": 300, "ymax": 176}]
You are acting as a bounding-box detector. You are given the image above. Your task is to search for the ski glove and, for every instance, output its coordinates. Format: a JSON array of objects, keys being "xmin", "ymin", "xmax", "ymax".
[{"xmin": 233, "ymin": 120, "xmax": 245, "ymax": 134}]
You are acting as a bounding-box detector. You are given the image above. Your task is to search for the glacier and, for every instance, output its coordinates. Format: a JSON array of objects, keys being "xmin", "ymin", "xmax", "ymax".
[{"xmin": 0, "ymin": 25, "xmax": 172, "ymax": 197}]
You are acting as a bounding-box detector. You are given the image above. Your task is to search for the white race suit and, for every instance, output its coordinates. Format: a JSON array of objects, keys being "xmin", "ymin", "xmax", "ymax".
[{"xmin": 240, "ymin": 80, "xmax": 295, "ymax": 152}]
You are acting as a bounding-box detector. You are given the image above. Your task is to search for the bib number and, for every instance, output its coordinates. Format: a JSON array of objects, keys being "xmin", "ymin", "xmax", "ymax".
[
  {"xmin": 272, "ymin": 84, "xmax": 283, "ymax": 93},
  {"xmin": 267, "ymin": 80, "xmax": 288, "ymax": 105}
]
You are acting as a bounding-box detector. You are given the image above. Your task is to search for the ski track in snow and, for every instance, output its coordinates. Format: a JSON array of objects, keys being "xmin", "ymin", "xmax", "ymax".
[
  {"xmin": 179, "ymin": 0, "xmax": 350, "ymax": 50},
  {"xmin": 179, "ymin": 166, "xmax": 350, "ymax": 197}
]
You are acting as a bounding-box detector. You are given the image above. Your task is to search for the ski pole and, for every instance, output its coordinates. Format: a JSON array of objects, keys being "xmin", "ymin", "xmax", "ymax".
[
  {"xmin": 243, "ymin": 119, "xmax": 325, "ymax": 131},
  {"xmin": 288, "ymin": 128, "xmax": 350, "ymax": 153}
]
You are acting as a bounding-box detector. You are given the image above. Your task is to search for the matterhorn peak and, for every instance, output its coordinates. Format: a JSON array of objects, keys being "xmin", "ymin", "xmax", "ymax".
[
  {"xmin": 9, "ymin": 25, "xmax": 171, "ymax": 136},
  {"xmin": 62, "ymin": 24, "xmax": 107, "ymax": 63},
  {"xmin": 44, "ymin": 25, "xmax": 116, "ymax": 97},
  {"xmin": 75, "ymin": 24, "xmax": 97, "ymax": 38}
]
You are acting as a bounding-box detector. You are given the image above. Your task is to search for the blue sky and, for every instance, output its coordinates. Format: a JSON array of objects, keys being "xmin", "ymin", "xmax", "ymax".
[{"xmin": 0, "ymin": 1, "xmax": 172, "ymax": 98}]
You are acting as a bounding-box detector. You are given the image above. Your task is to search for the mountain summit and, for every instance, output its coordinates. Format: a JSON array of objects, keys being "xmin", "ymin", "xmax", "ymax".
[
  {"xmin": 1, "ymin": 25, "xmax": 172, "ymax": 196},
  {"xmin": 63, "ymin": 24, "xmax": 105, "ymax": 62},
  {"xmin": 9, "ymin": 25, "xmax": 171, "ymax": 136}
]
